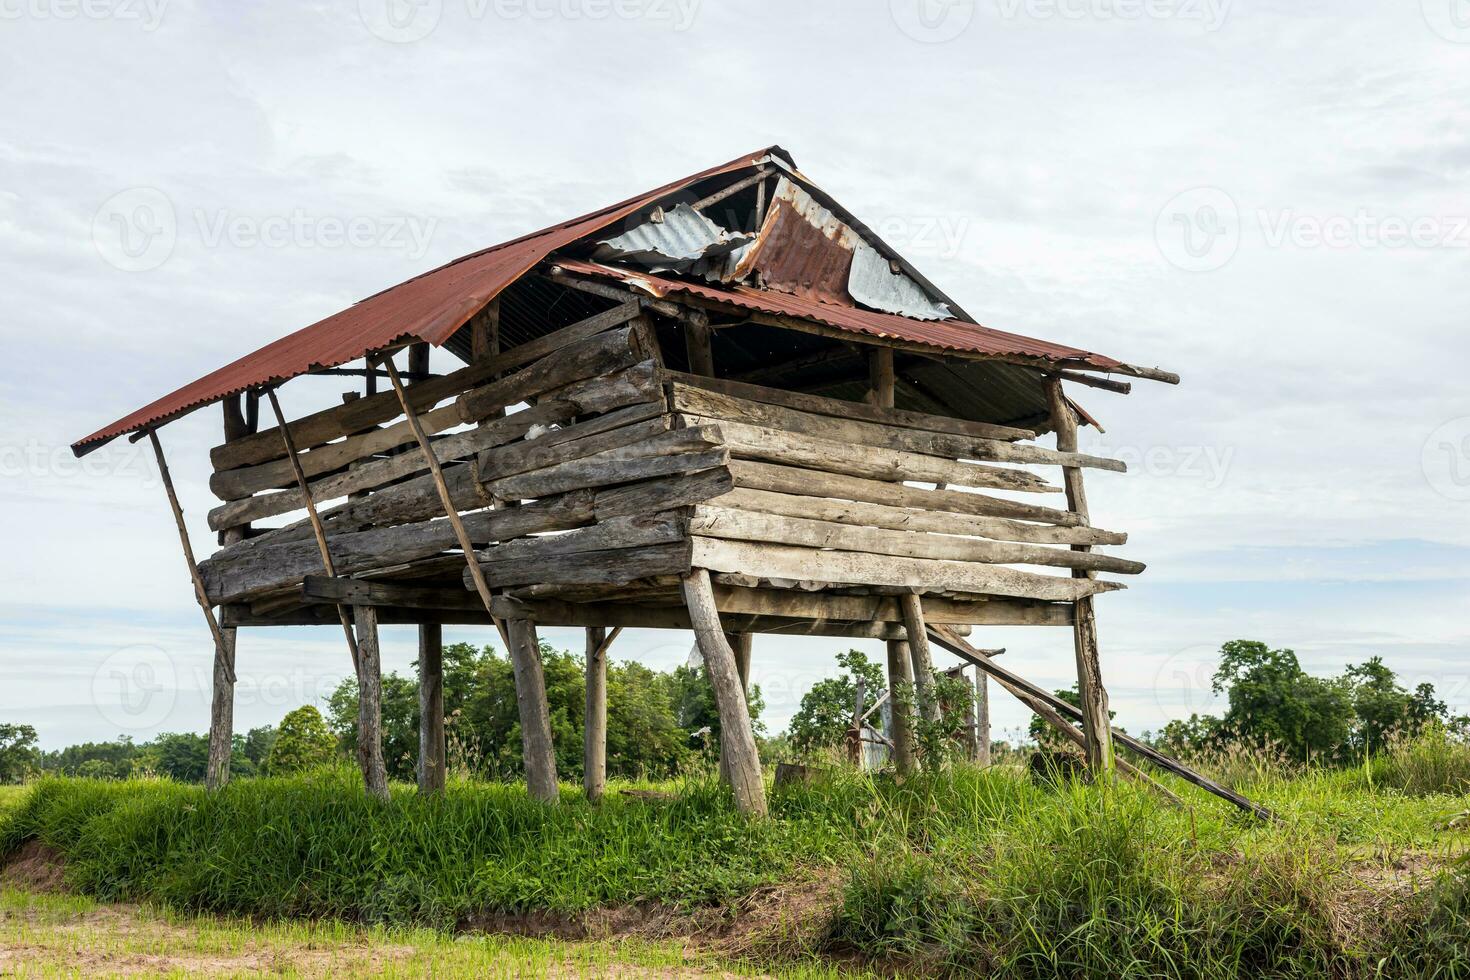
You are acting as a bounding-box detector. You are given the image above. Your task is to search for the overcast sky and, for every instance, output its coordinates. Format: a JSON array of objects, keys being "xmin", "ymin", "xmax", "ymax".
[{"xmin": 3, "ymin": 0, "xmax": 1467, "ymax": 751}]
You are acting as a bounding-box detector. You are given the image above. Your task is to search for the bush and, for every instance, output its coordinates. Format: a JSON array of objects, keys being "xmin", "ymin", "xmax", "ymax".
[
  {"xmin": 1371, "ymin": 725, "xmax": 1470, "ymax": 796},
  {"xmin": 266, "ymin": 707, "xmax": 338, "ymax": 776}
]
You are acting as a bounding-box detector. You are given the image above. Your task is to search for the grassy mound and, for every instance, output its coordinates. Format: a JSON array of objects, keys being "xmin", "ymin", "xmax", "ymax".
[{"xmin": 4, "ymin": 761, "xmax": 1469, "ymax": 977}]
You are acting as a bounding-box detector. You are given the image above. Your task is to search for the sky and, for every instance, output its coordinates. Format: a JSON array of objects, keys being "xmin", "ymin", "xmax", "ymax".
[{"xmin": 2, "ymin": 0, "xmax": 1468, "ymax": 751}]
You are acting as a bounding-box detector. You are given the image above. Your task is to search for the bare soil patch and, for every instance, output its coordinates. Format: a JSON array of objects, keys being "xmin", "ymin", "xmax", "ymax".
[{"xmin": 0, "ymin": 840, "xmax": 66, "ymax": 892}]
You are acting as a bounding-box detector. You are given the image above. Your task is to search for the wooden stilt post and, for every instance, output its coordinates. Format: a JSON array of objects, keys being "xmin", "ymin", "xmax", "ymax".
[
  {"xmin": 418, "ymin": 622, "xmax": 445, "ymax": 794},
  {"xmin": 145, "ymin": 429, "xmax": 238, "ymax": 791},
  {"xmin": 507, "ymin": 617, "xmax": 559, "ymax": 803},
  {"xmin": 682, "ymin": 569, "xmax": 766, "ymax": 817},
  {"xmin": 867, "ymin": 346, "xmax": 895, "ymax": 408},
  {"xmin": 899, "ymin": 593, "xmax": 940, "ymax": 724},
  {"xmin": 961, "ymin": 669, "xmax": 979, "ymax": 762},
  {"xmin": 204, "ymin": 628, "xmax": 236, "ymax": 790},
  {"xmin": 683, "ymin": 310, "xmax": 715, "ymax": 376},
  {"xmin": 975, "ymin": 668, "xmax": 992, "ymax": 766},
  {"xmin": 716, "ymin": 632, "xmax": 753, "ymax": 785},
  {"xmin": 381, "ymin": 356, "xmax": 512, "ymax": 653},
  {"xmin": 1044, "ymin": 378, "xmax": 1115, "ymax": 775},
  {"xmin": 584, "ymin": 626, "xmax": 607, "ymax": 802},
  {"xmin": 264, "ymin": 389, "xmax": 360, "ymax": 673},
  {"xmin": 885, "ymin": 639, "xmax": 917, "ymax": 777},
  {"xmin": 847, "ymin": 677, "xmax": 866, "ymax": 768},
  {"xmin": 354, "ymin": 605, "xmax": 389, "ymax": 800}
]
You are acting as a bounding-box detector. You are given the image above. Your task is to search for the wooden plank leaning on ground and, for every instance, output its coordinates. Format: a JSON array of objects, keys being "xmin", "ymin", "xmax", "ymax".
[
  {"xmin": 680, "ymin": 416, "xmax": 1060, "ymax": 494},
  {"xmin": 208, "ymin": 300, "xmax": 641, "ymax": 472},
  {"xmin": 686, "ymin": 505, "xmax": 1144, "ymax": 576},
  {"xmin": 200, "ymin": 468, "xmax": 734, "ymax": 604},
  {"xmin": 668, "ymin": 383, "xmax": 1125, "ymax": 472},
  {"xmin": 205, "ymin": 327, "xmax": 652, "ymax": 531}
]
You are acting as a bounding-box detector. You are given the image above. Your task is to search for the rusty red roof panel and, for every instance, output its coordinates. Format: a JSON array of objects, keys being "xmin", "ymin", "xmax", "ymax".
[
  {"xmin": 71, "ymin": 147, "xmax": 782, "ymax": 454},
  {"xmin": 554, "ymin": 259, "xmax": 1125, "ymax": 371}
]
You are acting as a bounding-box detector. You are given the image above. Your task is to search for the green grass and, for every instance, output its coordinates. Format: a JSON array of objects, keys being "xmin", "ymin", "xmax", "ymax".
[
  {"xmin": 0, "ymin": 885, "xmax": 857, "ymax": 978},
  {"xmin": 4, "ymin": 748, "xmax": 1470, "ymax": 978}
]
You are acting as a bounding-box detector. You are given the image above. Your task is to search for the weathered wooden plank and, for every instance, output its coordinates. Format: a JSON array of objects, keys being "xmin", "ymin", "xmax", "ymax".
[
  {"xmin": 475, "ymin": 407, "xmax": 669, "ymax": 479},
  {"xmin": 202, "ymin": 492, "xmax": 595, "ymax": 603},
  {"xmin": 688, "ymin": 505, "xmax": 1143, "ymax": 575},
  {"xmin": 210, "ymin": 401, "xmax": 463, "ymax": 502},
  {"xmin": 485, "ymin": 428, "xmax": 728, "ymax": 501},
  {"xmin": 688, "ymin": 538, "xmax": 1123, "ymax": 603},
  {"xmin": 709, "ymin": 584, "xmax": 1071, "ymax": 626},
  {"xmin": 546, "ymin": 359, "xmax": 664, "ymax": 414},
  {"xmin": 477, "ymin": 514, "xmax": 686, "ymax": 563},
  {"xmin": 584, "ymin": 625, "xmax": 608, "ymax": 803},
  {"xmin": 208, "ymin": 301, "xmax": 641, "ymax": 472},
  {"xmin": 691, "ymin": 417, "xmax": 1060, "ymax": 495},
  {"xmin": 508, "ymin": 617, "xmax": 559, "ymax": 803},
  {"xmin": 208, "ymin": 399, "xmax": 573, "ymax": 531},
  {"xmin": 727, "ymin": 460, "xmax": 1080, "ymax": 526},
  {"xmin": 474, "ymin": 542, "xmax": 694, "ymax": 588},
  {"xmin": 456, "ymin": 323, "xmax": 647, "ymax": 422},
  {"xmin": 418, "ymin": 622, "xmax": 445, "ymax": 794},
  {"xmin": 664, "ymin": 369, "xmax": 1033, "ymax": 441},
  {"xmin": 709, "ymin": 486, "xmax": 1125, "ymax": 547},
  {"xmin": 302, "ymin": 575, "xmax": 486, "ymax": 611},
  {"xmin": 669, "ymin": 383, "xmax": 1125, "ymax": 472}
]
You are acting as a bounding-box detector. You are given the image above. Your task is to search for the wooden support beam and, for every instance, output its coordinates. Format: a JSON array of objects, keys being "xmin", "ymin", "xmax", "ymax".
[
  {"xmin": 584, "ymin": 626, "xmax": 608, "ymax": 803},
  {"xmin": 961, "ymin": 670, "xmax": 979, "ymax": 761},
  {"xmin": 382, "ymin": 355, "xmax": 512, "ymax": 654},
  {"xmin": 682, "ymin": 569, "xmax": 766, "ymax": 816},
  {"xmin": 353, "ymin": 605, "xmax": 389, "ymax": 801},
  {"xmin": 719, "ymin": 631, "xmax": 753, "ymax": 787},
  {"xmin": 886, "ymin": 639, "xmax": 917, "ymax": 777},
  {"xmin": 867, "ymin": 346, "xmax": 895, "ymax": 408},
  {"xmin": 264, "ymin": 389, "xmax": 361, "ymax": 673},
  {"xmin": 418, "ymin": 623, "xmax": 445, "ymax": 794},
  {"xmin": 507, "ymin": 617, "xmax": 559, "ymax": 803},
  {"xmin": 899, "ymin": 594, "xmax": 940, "ymax": 724},
  {"xmin": 683, "ymin": 309, "xmax": 715, "ymax": 376},
  {"xmin": 204, "ymin": 628, "xmax": 236, "ymax": 792},
  {"xmin": 975, "ymin": 668, "xmax": 991, "ymax": 766},
  {"xmin": 1045, "ymin": 377, "xmax": 1115, "ymax": 776},
  {"xmin": 929, "ymin": 626, "xmax": 1272, "ymax": 820},
  {"xmin": 690, "ymin": 168, "xmax": 769, "ymax": 213}
]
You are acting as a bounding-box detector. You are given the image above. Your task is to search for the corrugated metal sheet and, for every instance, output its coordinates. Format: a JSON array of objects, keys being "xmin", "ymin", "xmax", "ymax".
[
  {"xmin": 739, "ymin": 177, "xmax": 859, "ymax": 300},
  {"xmin": 71, "ymin": 147, "xmax": 787, "ymax": 454},
  {"xmin": 848, "ymin": 238, "xmax": 951, "ymax": 321},
  {"xmin": 591, "ymin": 203, "xmax": 753, "ymax": 270},
  {"xmin": 555, "ymin": 258, "xmax": 1124, "ymax": 371}
]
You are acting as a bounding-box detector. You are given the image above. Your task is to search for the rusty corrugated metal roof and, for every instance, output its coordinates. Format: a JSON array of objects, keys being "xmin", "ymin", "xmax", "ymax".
[
  {"xmin": 71, "ymin": 147, "xmax": 785, "ymax": 455},
  {"xmin": 553, "ymin": 258, "xmax": 1125, "ymax": 371}
]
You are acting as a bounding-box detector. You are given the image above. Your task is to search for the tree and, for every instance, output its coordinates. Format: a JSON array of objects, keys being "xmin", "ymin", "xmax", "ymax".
[
  {"xmin": 266, "ymin": 706, "xmax": 338, "ymax": 775},
  {"xmin": 0, "ymin": 723, "xmax": 39, "ymax": 783},
  {"xmin": 242, "ymin": 725, "xmax": 278, "ymax": 769},
  {"xmin": 146, "ymin": 732, "xmax": 211, "ymax": 782},
  {"xmin": 1344, "ymin": 656, "xmax": 1414, "ymax": 757},
  {"xmin": 1212, "ymin": 640, "xmax": 1352, "ymax": 763},
  {"xmin": 787, "ymin": 650, "xmax": 886, "ymax": 754},
  {"xmin": 667, "ymin": 662, "xmax": 766, "ymax": 761}
]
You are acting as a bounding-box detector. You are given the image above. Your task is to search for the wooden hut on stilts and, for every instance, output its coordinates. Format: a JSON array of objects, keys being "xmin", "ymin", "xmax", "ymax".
[{"xmin": 71, "ymin": 146, "xmax": 1269, "ymax": 820}]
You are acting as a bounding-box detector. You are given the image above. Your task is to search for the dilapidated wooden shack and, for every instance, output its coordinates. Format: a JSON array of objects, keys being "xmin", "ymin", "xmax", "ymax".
[{"xmin": 74, "ymin": 146, "xmax": 1266, "ymax": 819}]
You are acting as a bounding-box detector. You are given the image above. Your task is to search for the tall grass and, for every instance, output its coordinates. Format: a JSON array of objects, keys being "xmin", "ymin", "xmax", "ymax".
[{"xmin": 4, "ymin": 739, "xmax": 1470, "ymax": 977}]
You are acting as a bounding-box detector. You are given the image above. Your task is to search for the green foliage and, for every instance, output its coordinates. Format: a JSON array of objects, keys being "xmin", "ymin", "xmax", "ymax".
[
  {"xmin": 325, "ymin": 641, "xmax": 748, "ymax": 784},
  {"xmin": 266, "ymin": 707, "xmax": 338, "ymax": 776},
  {"xmin": 787, "ymin": 650, "xmax": 886, "ymax": 755},
  {"xmin": 0, "ymin": 723, "xmax": 39, "ymax": 783},
  {"xmin": 241, "ymin": 725, "xmax": 278, "ymax": 769}
]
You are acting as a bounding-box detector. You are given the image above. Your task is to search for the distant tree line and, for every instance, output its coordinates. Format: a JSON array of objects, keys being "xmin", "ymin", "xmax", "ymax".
[
  {"xmin": 0, "ymin": 640, "xmax": 763, "ymax": 784},
  {"xmin": 1149, "ymin": 640, "xmax": 1465, "ymax": 763}
]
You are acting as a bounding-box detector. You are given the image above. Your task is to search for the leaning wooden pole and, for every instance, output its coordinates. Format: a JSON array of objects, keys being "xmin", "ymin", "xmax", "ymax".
[
  {"xmin": 682, "ymin": 569, "xmax": 766, "ymax": 817},
  {"xmin": 508, "ymin": 617, "xmax": 559, "ymax": 803},
  {"xmin": 1044, "ymin": 377, "xmax": 1115, "ymax": 776},
  {"xmin": 381, "ymin": 355, "xmax": 512, "ymax": 653},
  {"xmin": 899, "ymin": 593, "xmax": 940, "ymax": 724},
  {"xmin": 146, "ymin": 430, "xmax": 237, "ymax": 792},
  {"xmin": 264, "ymin": 389, "xmax": 360, "ymax": 672},
  {"xmin": 929, "ymin": 625, "xmax": 1273, "ymax": 821}
]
